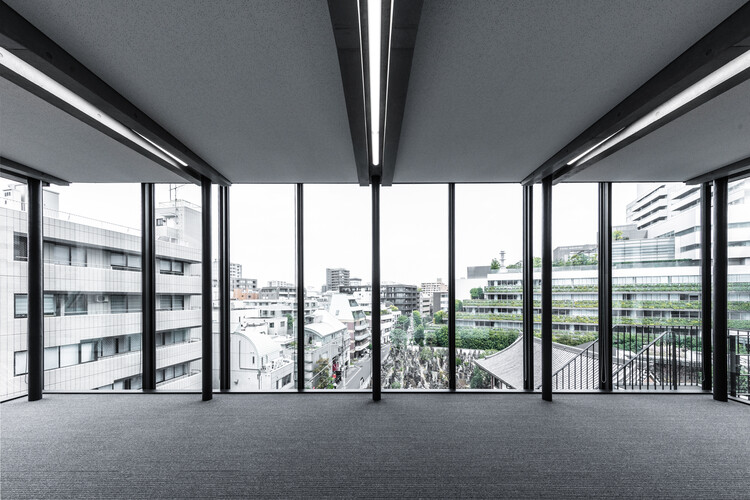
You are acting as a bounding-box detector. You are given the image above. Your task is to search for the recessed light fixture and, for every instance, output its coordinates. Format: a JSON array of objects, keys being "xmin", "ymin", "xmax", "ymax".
[
  {"xmin": 367, "ymin": 0, "xmax": 382, "ymax": 167},
  {"xmin": 572, "ymin": 49, "xmax": 750, "ymax": 167},
  {"xmin": 0, "ymin": 46, "xmax": 183, "ymax": 169},
  {"xmin": 133, "ymin": 130, "xmax": 188, "ymax": 167}
]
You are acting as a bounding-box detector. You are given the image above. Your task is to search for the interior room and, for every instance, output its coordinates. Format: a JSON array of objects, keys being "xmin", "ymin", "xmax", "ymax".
[{"xmin": 1, "ymin": 1, "xmax": 749, "ymax": 498}]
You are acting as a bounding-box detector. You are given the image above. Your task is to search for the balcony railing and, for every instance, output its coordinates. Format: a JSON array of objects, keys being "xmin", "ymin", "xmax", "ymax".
[
  {"xmin": 613, "ymin": 326, "xmax": 702, "ymax": 390},
  {"xmin": 550, "ymin": 326, "xmax": 703, "ymax": 391},
  {"xmin": 729, "ymin": 328, "xmax": 750, "ymax": 401}
]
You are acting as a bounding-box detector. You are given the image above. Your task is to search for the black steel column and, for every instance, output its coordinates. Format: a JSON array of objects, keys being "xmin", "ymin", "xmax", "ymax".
[
  {"xmin": 700, "ymin": 182, "xmax": 712, "ymax": 391},
  {"xmin": 27, "ymin": 178, "xmax": 43, "ymax": 401},
  {"xmin": 141, "ymin": 183, "xmax": 156, "ymax": 391},
  {"xmin": 372, "ymin": 177, "xmax": 381, "ymax": 401},
  {"xmin": 541, "ymin": 177, "xmax": 552, "ymax": 401},
  {"xmin": 219, "ymin": 185, "xmax": 230, "ymax": 391},
  {"xmin": 201, "ymin": 177, "xmax": 212, "ymax": 401},
  {"xmin": 448, "ymin": 183, "xmax": 456, "ymax": 391},
  {"xmin": 296, "ymin": 184, "xmax": 305, "ymax": 392},
  {"xmin": 522, "ymin": 185, "xmax": 534, "ymax": 391},
  {"xmin": 598, "ymin": 182, "xmax": 613, "ymax": 391},
  {"xmin": 712, "ymin": 177, "xmax": 728, "ymax": 401}
]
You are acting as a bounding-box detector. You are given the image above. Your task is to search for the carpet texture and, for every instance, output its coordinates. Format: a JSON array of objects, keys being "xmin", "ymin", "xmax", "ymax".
[{"xmin": 1, "ymin": 394, "xmax": 747, "ymax": 498}]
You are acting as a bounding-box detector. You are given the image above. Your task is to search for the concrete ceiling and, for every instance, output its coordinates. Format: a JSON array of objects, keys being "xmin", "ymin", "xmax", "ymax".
[
  {"xmin": 569, "ymin": 77, "xmax": 750, "ymax": 182},
  {"xmin": 1, "ymin": 0, "xmax": 748, "ymax": 185},
  {"xmin": 394, "ymin": 0, "xmax": 746, "ymax": 183},
  {"xmin": 5, "ymin": 0, "xmax": 356, "ymax": 184},
  {"xmin": 0, "ymin": 77, "xmax": 184, "ymax": 183}
]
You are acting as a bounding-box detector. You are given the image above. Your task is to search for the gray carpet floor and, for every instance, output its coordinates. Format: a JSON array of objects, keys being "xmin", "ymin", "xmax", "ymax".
[{"xmin": 1, "ymin": 394, "xmax": 748, "ymax": 499}]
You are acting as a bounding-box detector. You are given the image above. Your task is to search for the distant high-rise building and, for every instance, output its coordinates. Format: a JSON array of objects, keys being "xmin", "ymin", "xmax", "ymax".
[
  {"xmin": 326, "ymin": 268, "xmax": 350, "ymax": 291},
  {"xmin": 421, "ymin": 279, "xmax": 448, "ymax": 294}
]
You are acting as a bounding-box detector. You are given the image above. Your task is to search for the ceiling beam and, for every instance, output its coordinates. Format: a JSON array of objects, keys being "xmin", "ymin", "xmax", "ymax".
[
  {"xmin": 381, "ymin": 0, "xmax": 422, "ymax": 187},
  {"xmin": 0, "ymin": 156, "xmax": 70, "ymax": 185},
  {"xmin": 523, "ymin": 2, "xmax": 750, "ymax": 186},
  {"xmin": 329, "ymin": 0, "xmax": 370, "ymax": 186},
  {"xmin": 0, "ymin": 1, "xmax": 230, "ymax": 186},
  {"xmin": 686, "ymin": 155, "xmax": 750, "ymax": 185}
]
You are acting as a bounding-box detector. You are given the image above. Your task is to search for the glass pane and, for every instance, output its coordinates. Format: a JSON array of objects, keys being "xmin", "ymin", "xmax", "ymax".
[
  {"xmin": 127, "ymin": 254, "xmax": 141, "ymax": 269},
  {"xmin": 53, "ymin": 244, "xmax": 70, "ymax": 265},
  {"xmin": 111, "ymin": 295, "xmax": 127, "ymax": 313},
  {"xmin": 552, "ymin": 184, "xmax": 599, "ymax": 391},
  {"xmin": 456, "ymin": 185, "xmax": 523, "ymax": 390},
  {"xmin": 71, "ymin": 246, "xmax": 86, "ymax": 266},
  {"xmin": 382, "ymin": 185, "xmax": 447, "ymax": 390},
  {"xmin": 155, "ymin": 184, "xmax": 202, "ymax": 391},
  {"xmin": 60, "ymin": 344, "xmax": 79, "ymax": 367},
  {"xmin": 159, "ymin": 295, "xmax": 172, "ymax": 310},
  {"xmin": 43, "ymin": 294, "xmax": 55, "ymax": 315},
  {"xmin": 222, "ymin": 185, "xmax": 296, "ymax": 391},
  {"xmin": 14, "ymin": 351, "xmax": 28, "ymax": 376},
  {"xmin": 81, "ymin": 342, "xmax": 95, "ymax": 363},
  {"xmin": 14, "ymin": 294, "xmax": 28, "ymax": 317},
  {"xmin": 612, "ymin": 183, "xmax": 703, "ymax": 391},
  {"xmin": 728, "ymin": 178, "xmax": 750, "ymax": 400},
  {"xmin": 111, "ymin": 252, "xmax": 126, "ymax": 267},
  {"xmin": 44, "ymin": 347, "xmax": 59, "ymax": 370},
  {"xmin": 304, "ymin": 185, "xmax": 370, "ymax": 390},
  {"xmin": 43, "ymin": 183, "xmax": 141, "ymax": 390}
]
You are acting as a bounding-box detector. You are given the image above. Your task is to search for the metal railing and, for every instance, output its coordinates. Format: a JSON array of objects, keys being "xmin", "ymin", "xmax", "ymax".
[
  {"xmin": 550, "ymin": 326, "xmax": 703, "ymax": 391},
  {"xmin": 729, "ymin": 328, "xmax": 750, "ymax": 401},
  {"xmin": 613, "ymin": 326, "xmax": 702, "ymax": 390},
  {"xmin": 551, "ymin": 340, "xmax": 599, "ymax": 390}
]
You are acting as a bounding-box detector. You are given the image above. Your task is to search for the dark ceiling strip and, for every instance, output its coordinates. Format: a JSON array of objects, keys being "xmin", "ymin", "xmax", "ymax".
[
  {"xmin": 0, "ymin": 65, "xmax": 200, "ymax": 184},
  {"xmin": 0, "ymin": 156, "xmax": 70, "ymax": 185},
  {"xmin": 329, "ymin": 0, "xmax": 370, "ymax": 187},
  {"xmin": 0, "ymin": 1, "xmax": 230, "ymax": 186},
  {"xmin": 381, "ymin": 0, "xmax": 422, "ymax": 187},
  {"xmin": 686, "ymin": 155, "xmax": 750, "ymax": 185},
  {"xmin": 522, "ymin": 2, "xmax": 750, "ymax": 186}
]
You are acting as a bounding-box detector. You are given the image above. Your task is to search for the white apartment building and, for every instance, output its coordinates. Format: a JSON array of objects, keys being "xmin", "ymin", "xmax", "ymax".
[
  {"xmin": 421, "ymin": 279, "xmax": 448, "ymax": 294},
  {"xmin": 304, "ymin": 309, "xmax": 349, "ymax": 387},
  {"xmin": 2, "ymin": 190, "xmax": 204, "ymax": 399},
  {"xmin": 226, "ymin": 320, "xmax": 294, "ymax": 391},
  {"xmin": 328, "ymin": 293, "xmax": 371, "ymax": 359}
]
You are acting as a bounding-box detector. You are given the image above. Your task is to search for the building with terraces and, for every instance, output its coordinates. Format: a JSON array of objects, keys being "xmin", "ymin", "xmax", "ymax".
[{"xmin": 464, "ymin": 181, "xmax": 750, "ymax": 389}]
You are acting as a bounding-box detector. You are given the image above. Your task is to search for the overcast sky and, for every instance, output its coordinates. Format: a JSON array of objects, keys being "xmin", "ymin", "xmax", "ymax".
[{"xmin": 5, "ymin": 178, "xmax": 641, "ymax": 290}]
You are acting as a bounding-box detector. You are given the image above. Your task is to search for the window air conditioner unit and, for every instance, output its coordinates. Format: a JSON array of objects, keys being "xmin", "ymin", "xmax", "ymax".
[{"xmin": 95, "ymin": 294, "xmax": 109, "ymax": 303}]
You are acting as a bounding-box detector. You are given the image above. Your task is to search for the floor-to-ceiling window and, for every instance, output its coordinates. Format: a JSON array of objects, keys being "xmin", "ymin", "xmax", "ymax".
[
  {"xmin": 220, "ymin": 185, "xmax": 297, "ymax": 391},
  {"xmin": 551, "ymin": 183, "xmax": 599, "ymax": 391},
  {"xmin": 727, "ymin": 178, "xmax": 750, "ymax": 401},
  {"xmin": 455, "ymin": 184, "xmax": 523, "ymax": 390},
  {"xmin": 381, "ymin": 185, "xmax": 448, "ymax": 390},
  {"xmin": 611, "ymin": 183, "xmax": 703, "ymax": 391},
  {"xmin": 304, "ymin": 185, "xmax": 371, "ymax": 390},
  {"xmin": 154, "ymin": 184, "xmax": 202, "ymax": 391},
  {"xmin": 1, "ymin": 175, "xmax": 29, "ymax": 400},
  {"xmin": 38, "ymin": 183, "xmax": 143, "ymax": 391}
]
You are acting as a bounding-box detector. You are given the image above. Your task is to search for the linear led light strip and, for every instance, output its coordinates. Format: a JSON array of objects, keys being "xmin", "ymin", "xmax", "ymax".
[
  {"xmin": 571, "ymin": 48, "xmax": 750, "ymax": 168},
  {"xmin": 0, "ymin": 46, "xmax": 185, "ymax": 168},
  {"xmin": 367, "ymin": 0, "xmax": 382, "ymax": 167}
]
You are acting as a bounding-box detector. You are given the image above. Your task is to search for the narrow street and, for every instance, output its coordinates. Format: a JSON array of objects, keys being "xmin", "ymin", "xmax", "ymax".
[{"xmin": 343, "ymin": 344, "xmax": 390, "ymax": 389}]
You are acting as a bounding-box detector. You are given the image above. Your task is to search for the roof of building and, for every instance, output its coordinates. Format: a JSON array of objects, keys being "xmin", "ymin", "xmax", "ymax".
[
  {"xmin": 233, "ymin": 328, "xmax": 286, "ymax": 358},
  {"xmin": 475, "ymin": 336, "xmax": 587, "ymax": 390},
  {"xmin": 305, "ymin": 310, "xmax": 346, "ymax": 338}
]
